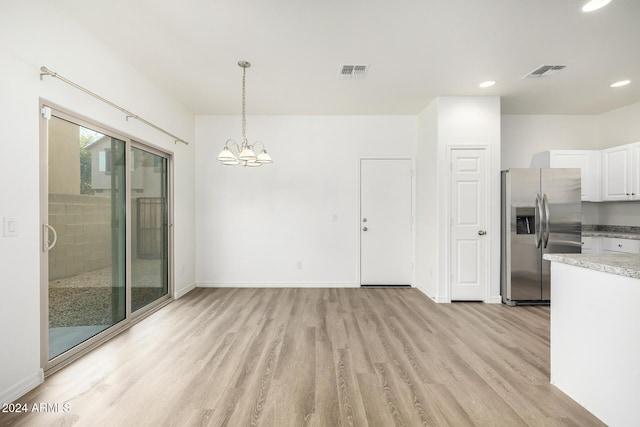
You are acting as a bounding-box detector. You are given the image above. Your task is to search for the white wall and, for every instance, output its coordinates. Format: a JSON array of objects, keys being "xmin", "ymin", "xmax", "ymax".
[
  {"xmin": 599, "ymin": 101, "xmax": 640, "ymax": 148},
  {"xmin": 594, "ymin": 202, "xmax": 640, "ymax": 226},
  {"xmin": 415, "ymin": 102, "xmax": 439, "ymax": 298},
  {"xmin": 0, "ymin": 1, "xmax": 195, "ymax": 404},
  {"xmin": 581, "ymin": 202, "xmax": 601, "ymax": 225},
  {"xmin": 195, "ymin": 115, "xmax": 417, "ymax": 286},
  {"xmin": 415, "ymin": 97, "xmax": 501, "ymax": 303},
  {"xmin": 501, "ymin": 115, "xmax": 600, "ymax": 169}
]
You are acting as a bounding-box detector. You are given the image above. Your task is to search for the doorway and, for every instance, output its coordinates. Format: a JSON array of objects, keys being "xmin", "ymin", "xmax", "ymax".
[
  {"xmin": 360, "ymin": 159, "xmax": 413, "ymax": 286},
  {"xmin": 40, "ymin": 104, "xmax": 172, "ymax": 371}
]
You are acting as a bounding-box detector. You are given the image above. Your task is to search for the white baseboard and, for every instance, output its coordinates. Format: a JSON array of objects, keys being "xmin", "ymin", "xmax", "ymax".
[
  {"xmin": 174, "ymin": 282, "xmax": 196, "ymax": 299},
  {"xmin": 414, "ymin": 284, "xmax": 451, "ymax": 303},
  {"xmin": 197, "ymin": 281, "xmax": 359, "ymax": 288},
  {"xmin": 485, "ymin": 295, "xmax": 502, "ymax": 304},
  {"xmin": 1, "ymin": 369, "xmax": 44, "ymax": 405},
  {"xmin": 415, "ymin": 284, "xmax": 433, "ymax": 298}
]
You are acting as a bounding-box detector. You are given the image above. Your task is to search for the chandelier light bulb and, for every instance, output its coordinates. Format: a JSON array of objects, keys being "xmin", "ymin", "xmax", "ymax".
[
  {"xmin": 245, "ymin": 160, "xmax": 262, "ymax": 167},
  {"xmin": 217, "ymin": 146, "xmax": 237, "ymax": 162},
  {"xmin": 238, "ymin": 146, "xmax": 257, "ymax": 161},
  {"xmin": 257, "ymin": 150, "xmax": 273, "ymax": 164}
]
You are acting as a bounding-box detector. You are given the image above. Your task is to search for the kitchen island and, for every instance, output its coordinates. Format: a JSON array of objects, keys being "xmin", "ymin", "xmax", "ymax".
[{"xmin": 544, "ymin": 253, "xmax": 640, "ymax": 427}]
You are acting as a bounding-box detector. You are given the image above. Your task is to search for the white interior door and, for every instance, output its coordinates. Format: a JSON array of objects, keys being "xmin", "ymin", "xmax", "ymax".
[
  {"xmin": 450, "ymin": 148, "xmax": 488, "ymax": 301},
  {"xmin": 360, "ymin": 159, "xmax": 412, "ymax": 286}
]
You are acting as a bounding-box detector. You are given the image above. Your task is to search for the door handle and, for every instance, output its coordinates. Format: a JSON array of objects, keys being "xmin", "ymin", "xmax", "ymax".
[
  {"xmin": 478, "ymin": 230, "xmax": 486, "ymax": 236},
  {"xmin": 43, "ymin": 224, "xmax": 57, "ymax": 252},
  {"xmin": 534, "ymin": 194, "xmax": 542, "ymax": 249},
  {"xmin": 542, "ymin": 194, "xmax": 550, "ymax": 248},
  {"xmin": 362, "ymin": 227, "xmax": 368, "ymax": 231}
]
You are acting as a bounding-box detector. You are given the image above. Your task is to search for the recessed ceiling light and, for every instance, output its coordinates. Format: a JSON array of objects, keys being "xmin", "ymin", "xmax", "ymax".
[
  {"xmin": 610, "ymin": 80, "xmax": 631, "ymax": 88},
  {"xmin": 582, "ymin": 0, "xmax": 612, "ymax": 12},
  {"xmin": 479, "ymin": 80, "xmax": 496, "ymax": 88}
]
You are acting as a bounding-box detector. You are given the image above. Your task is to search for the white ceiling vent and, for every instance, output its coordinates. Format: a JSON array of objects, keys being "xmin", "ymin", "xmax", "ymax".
[
  {"xmin": 339, "ymin": 64, "xmax": 369, "ymax": 80},
  {"xmin": 524, "ymin": 65, "xmax": 566, "ymax": 78}
]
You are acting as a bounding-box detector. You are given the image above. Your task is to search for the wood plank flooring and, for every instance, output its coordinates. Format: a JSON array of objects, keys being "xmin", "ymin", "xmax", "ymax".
[{"xmin": 1, "ymin": 288, "xmax": 605, "ymax": 426}]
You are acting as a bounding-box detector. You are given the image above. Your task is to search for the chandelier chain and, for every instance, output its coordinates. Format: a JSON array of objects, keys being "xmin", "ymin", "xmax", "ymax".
[{"xmin": 242, "ymin": 65, "xmax": 247, "ymax": 141}]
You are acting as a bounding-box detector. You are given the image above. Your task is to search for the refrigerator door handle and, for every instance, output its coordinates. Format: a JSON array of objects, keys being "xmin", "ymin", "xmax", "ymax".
[
  {"xmin": 542, "ymin": 193, "xmax": 550, "ymax": 248},
  {"xmin": 534, "ymin": 194, "xmax": 542, "ymax": 248}
]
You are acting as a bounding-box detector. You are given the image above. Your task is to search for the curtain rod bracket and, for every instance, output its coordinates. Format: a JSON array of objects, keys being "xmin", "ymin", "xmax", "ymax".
[{"xmin": 40, "ymin": 66, "xmax": 56, "ymax": 81}]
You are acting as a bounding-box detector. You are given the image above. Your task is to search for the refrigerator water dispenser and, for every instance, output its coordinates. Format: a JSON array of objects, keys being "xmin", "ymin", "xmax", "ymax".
[{"xmin": 515, "ymin": 207, "xmax": 535, "ymax": 235}]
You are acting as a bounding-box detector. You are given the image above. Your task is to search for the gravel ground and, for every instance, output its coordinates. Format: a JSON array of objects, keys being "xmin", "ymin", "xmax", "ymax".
[
  {"xmin": 50, "ymin": 259, "xmax": 165, "ymax": 288},
  {"xmin": 49, "ymin": 259, "xmax": 167, "ymax": 326}
]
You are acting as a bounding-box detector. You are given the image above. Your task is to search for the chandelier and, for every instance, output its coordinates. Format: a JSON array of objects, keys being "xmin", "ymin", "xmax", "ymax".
[{"xmin": 217, "ymin": 61, "xmax": 273, "ymax": 167}]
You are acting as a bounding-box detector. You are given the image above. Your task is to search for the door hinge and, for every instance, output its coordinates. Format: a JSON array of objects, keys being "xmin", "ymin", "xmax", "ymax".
[{"xmin": 41, "ymin": 106, "xmax": 52, "ymax": 120}]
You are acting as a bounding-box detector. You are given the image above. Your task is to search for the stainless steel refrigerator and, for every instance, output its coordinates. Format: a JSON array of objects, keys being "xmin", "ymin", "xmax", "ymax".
[{"xmin": 501, "ymin": 168, "xmax": 581, "ymax": 306}]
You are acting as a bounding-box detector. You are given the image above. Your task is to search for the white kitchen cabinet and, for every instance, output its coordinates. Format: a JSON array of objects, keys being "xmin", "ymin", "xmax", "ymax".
[
  {"xmin": 581, "ymin": 236, "xmax": 601, "ymax": 254},
  {"xmin": 531, "ymin": 150, "xmax": 601, "ymax": 201},
  {"xmin": 633, "ymin": 143, "xmax": 640, "ymax": 200},
  {"xmin": 602, "ymin": 142, "xmax": 640, "ymax": 201},
  {"xmin": 601, "ymin": 237, "xmax": 640, "ymax": 254}
]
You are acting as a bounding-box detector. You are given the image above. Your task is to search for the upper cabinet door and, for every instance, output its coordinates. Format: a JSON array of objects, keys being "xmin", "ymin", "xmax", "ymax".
[
  {"xmin": 602, "ymin": 145, "xmax": 632, "ymax": 201},
  {"xmin": 632, "ymin": 143, "xmax": 640, "ymax": 201},
  {"xmin": 549, "ymin": 151, "xmax": 588, "ymax": 199},
  {"xmin": 534, "ymin": 150, "xmax": 602, "ymax": 202}
]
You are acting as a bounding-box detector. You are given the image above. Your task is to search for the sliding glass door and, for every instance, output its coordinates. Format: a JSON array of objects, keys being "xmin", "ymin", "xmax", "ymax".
[
  {"xmin": 41, "ymin": 105, "xmax": 172, "ymax": 370},
  {"xmin": 130, "ymin": 146, "xmax": 169, "ymax": 312}
]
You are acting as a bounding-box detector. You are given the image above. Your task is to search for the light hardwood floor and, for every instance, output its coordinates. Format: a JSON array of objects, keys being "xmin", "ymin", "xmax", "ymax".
[{"xmin": 1, "ymin": 288, "xmax": 604, "ymax": 426}]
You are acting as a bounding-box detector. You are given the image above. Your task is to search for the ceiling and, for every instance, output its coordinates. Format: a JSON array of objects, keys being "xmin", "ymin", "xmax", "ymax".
[{"xmin": 51, "ymin": 0, "xmax": 640, "ymax": 115}]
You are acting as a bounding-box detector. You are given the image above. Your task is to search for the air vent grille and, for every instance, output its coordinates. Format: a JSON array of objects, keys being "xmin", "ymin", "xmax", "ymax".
[
  {"xmin": 339, "ymin": 64, "xmax": 369, "ymax": 80},
  {"xmin": 524, "ymin": 65, "xmax": 566, "ymax": 78}
]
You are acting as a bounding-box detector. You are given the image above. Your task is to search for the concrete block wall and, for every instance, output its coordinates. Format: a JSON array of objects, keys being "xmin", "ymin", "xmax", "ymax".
[{"xmin": 48, "ymin": 194, "xmax": 113, "ymax": 281}]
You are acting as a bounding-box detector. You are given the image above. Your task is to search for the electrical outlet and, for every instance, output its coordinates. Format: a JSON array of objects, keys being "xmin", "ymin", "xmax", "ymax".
[{"xmin": 296, "ymin": 260, "xmax": 303, "ymax": 270}]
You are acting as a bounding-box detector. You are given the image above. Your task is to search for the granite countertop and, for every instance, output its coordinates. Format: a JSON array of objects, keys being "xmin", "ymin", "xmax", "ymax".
[
  {"xmin": 582, "ymin": 230, "xmax": 640, "ymax": 240},
  {"xmin": 543, "ymin": 253, "xmax": 640, "ymax": 280},
  {"xmin": 582, "ymin": 225, "xmax": 640, "ymax": 240}
]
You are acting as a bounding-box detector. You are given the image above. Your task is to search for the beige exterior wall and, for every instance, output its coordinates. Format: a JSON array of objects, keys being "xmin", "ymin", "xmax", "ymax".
[{"xmin": 49, "ymin": 117, "xmax": 80, "ymax": 195}]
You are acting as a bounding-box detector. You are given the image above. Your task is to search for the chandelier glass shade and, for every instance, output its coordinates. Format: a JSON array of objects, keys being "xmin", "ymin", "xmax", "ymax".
[{"xmin": 217, "ymin": 61, "xmax": 273, "ymax": 167}]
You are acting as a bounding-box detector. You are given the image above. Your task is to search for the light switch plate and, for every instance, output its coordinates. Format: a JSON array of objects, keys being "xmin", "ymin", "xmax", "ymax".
[{"xmin": 3, "ymin": 217, "xmax": 18, "ymax": 237}]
